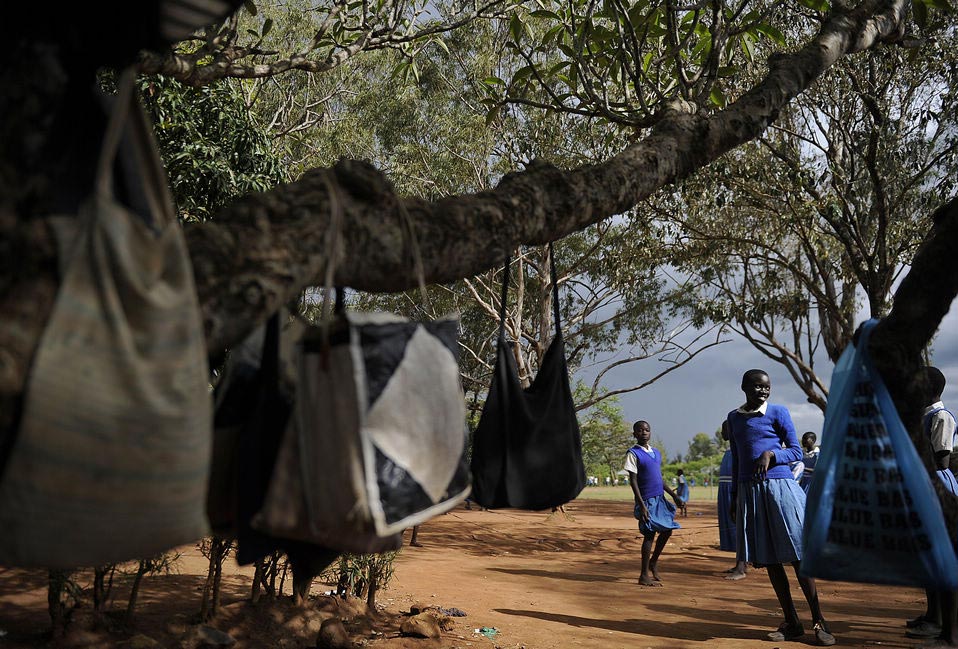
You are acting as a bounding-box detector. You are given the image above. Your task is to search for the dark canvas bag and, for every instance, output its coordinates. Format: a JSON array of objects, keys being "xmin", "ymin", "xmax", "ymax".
[
  {"xmin": 470, "ymin": 247, "xmax": 585, "ymax": 510},
  {"xmin": 209, "ymin": 313, "xmax": 339, "ymax": 569},
  {"xmin": 0, "ymin": 70, "xmax": 211, "ymax": 568},
  {"xmin": 254, "ymin": 292, "xmax": 471, "ymax": 551}
]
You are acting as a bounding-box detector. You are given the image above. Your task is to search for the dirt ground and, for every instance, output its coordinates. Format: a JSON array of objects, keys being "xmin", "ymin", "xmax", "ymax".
[{"xmin": 0, "ymin": 498, "xmax": 929, "ymax": 648}]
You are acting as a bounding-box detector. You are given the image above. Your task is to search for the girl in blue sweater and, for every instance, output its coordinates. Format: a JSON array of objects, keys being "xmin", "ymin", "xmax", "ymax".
[
  {"xmin": 625, "ymin": 420, "xmax": 683, "ymax": 586},
  {"xmin": 728, "ymin": 369, "xmax": 834, "ymax": 646}
]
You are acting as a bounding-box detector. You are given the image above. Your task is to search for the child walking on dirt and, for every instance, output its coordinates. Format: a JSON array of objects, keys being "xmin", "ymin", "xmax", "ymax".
[
  {"xmin": 625, "ymin": 420, "xmax": 683, "ymax": 587},
  {"xmin": 728, "ymin": 369, "xmax": 835, "ymax": 646},
  {"xmin": 675, "ymin": 469, "xmax": 690, "ymax": 516}
]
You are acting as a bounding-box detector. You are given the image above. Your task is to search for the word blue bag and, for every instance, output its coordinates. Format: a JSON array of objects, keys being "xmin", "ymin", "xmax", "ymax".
[{"xmin": 801, "ymin": 319, "xmax": 958, "ymax": 589}]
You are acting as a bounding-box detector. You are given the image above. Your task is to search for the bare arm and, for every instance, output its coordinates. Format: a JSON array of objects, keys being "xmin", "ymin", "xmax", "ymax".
[
  {"xmin": 663, "ymin": 482, "xmax": 682, "ymax": 503},
  {"xmin": 629, "ymin": 472, "xmax": 650, "ymax": 524}
]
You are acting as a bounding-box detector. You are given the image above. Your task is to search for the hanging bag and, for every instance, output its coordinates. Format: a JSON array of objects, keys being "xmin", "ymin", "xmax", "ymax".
[
  {"xmin": 0, "ymin": 70, "xmax": 212, "ymax": 568},
  {"xmin": 254, "ymin": 201, "xmax": 470, "ymax": 551},
  {"xmin": 801, "ymin": 319, "xmax": 958, "ymax": 589},
  {"xmin": 470, "ymin": 246, "xmax": 585, "ymax": 510}
]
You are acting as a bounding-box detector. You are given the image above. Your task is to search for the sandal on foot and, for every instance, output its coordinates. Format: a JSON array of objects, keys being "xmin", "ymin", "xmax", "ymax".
[
  {"xmin": 905, "ymin": 620, "xmax": 942, "ymax": 639},
  {"xmin": 768, "ymin": 622, "xmax": 804, "ymax": 641},
  {"xmin": 814, "ymin": 622, "xmax": 836, "ymax": 646}
]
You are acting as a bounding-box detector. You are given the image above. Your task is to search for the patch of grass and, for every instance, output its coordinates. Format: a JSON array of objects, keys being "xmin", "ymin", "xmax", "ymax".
[{"xmin": 575, "ymin": 485, "xmax": 719, "ymax": 502}]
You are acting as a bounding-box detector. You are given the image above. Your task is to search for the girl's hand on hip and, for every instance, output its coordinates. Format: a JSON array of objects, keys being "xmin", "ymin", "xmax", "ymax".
[{"xmin": 754, "ymin": 450, "xmax": 775, "ymax": 479}]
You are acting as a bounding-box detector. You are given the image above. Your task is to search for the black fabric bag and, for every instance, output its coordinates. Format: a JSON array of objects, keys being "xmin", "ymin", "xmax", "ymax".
[
  {"xmin": 470, "ymin": 247, "xmax": 585, "ymax": 509},
  {"xmin": 210, "ymin": 313, "xmax": 336, "ymax": 570}
]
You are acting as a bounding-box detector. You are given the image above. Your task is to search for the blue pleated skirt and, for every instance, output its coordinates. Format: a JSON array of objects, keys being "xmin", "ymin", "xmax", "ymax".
[
  {"xmin": 736, "ymin": 478, "xmax": 805, "ymax": 567},
  {"xmin": 635, "ymin": 495, "xmax": 681, "ymax": 536},
  {"xmin": 937, "ymin": 469, "xmax": 958, "ymax": 496},
  {"xmin": 717, "ymin": 482, "xmax": 736, "ymax": 552}
]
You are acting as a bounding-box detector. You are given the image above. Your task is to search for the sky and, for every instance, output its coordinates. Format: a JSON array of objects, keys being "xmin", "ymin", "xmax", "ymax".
[{"xmin": 576, "ymin": 306, "xmax": 958, "ymax": 459}]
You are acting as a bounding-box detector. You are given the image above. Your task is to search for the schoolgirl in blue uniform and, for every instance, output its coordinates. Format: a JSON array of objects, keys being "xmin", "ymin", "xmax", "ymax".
[
  {"xmin": 799, "ymin": 432, "xmax": 819, "ymax": 492},
  {"xmin": 907, "ymin": 366, "xmax": 958, "ymax": 644},
  {"xmin": 718, "ymin": 421, "xmax": 747, "ymax": 580},
  {"xmin": 727, "ymin": 370, "xmax": 835, "ymax": 646},
  {"xmin": 625, "ymin": 420, "xmax": 683, "ymax": 587},
  {"xmin": 675, "ymin": 469, "xmax": 690, "ymax": 516}
]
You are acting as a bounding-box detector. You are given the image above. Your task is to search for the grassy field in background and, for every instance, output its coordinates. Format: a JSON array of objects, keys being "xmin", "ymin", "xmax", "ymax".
[{"xmin": 575, "ymin": 485, "xmax": 719, "ymax": 502}]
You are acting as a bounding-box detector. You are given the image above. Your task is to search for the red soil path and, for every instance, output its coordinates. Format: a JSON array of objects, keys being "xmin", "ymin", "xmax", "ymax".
[{"xmin": 0, "ymin": 498, "xmax": 926, "ymax": 648}]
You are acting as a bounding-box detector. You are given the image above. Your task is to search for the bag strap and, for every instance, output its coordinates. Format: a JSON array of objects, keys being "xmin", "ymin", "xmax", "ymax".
[
  {"xmin": 496, "ymin": 244, "xmax": 563, "ymax": 341},
  {"xmin": 261, "ymin": 312, "xmax": 281, "ymax": 389},
  {"xmin": 95, "ymin": 68, "xmax": 176, "ymax": 229},
  {"xmin": 549, "ymin": 243, "xmax": 562, "ymax": 339}
]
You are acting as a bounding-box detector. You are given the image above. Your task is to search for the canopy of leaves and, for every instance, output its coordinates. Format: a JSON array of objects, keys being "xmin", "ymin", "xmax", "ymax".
[{"xmin": 139, "ymin": 75, "xmax": 287, "ymax": 222}]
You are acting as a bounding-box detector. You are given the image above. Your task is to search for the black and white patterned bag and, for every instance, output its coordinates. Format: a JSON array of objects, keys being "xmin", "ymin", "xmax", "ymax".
[{"xmin": 255, "ymin": 309, "xmax": 471, "ymax": 551}]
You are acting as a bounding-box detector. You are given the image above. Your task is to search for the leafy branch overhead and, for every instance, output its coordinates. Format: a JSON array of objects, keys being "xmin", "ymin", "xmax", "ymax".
[
  {"xmin": 480, "ymin": 0, "xmax": 798, "ymax": 129},
  {"xmin": 139, "ymin": 0, "xmax": 519, "ymax": 85}
]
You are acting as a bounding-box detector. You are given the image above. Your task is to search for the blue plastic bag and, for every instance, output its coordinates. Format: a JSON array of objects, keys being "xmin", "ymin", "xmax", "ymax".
[{"xmin": 801, "ymin": 319, "xmax": 958, "ymax": 589}]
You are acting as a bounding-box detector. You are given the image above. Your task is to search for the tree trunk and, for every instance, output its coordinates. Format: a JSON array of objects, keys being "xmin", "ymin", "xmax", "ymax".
[
  {"xmin": 200, "ymin": 539, "xmax": 229, "ymax": 620},
  {"xmin": 47, "ymin": 570, "xmax": 68, "ymax": 639},
  {"xmin": 250, "ymin": 559, "xmax": 264, "ymax": 604},
  {"xmin": 125, "ymin": 563, "xmax": 148, "ymax": 623},
  {"xmin": 92, "ymin": 564, "xmax": 116, "ymax": 613},
  {"xmin": 365, "ymin": 563, "xmax": 379, "ymax": 610}
]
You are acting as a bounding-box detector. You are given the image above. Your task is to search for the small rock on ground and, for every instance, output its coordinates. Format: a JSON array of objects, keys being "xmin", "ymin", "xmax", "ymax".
[
  {"xmin": 400, "ymin": 613, "xmax": 442, "ymax": 639},
  {"xmin": 316, "ymin": 618, "xmax": 352, "ymax": 649}
]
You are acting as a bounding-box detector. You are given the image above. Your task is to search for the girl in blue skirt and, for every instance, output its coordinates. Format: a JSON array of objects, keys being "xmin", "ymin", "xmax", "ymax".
[
  {"xmin": 728, "ymin": 370, "xmax": 835, "ymax": 646},
  {"xmin": 675, "ymin": 469, "xmax": 690, "ymax": 516},
  {"xmin": 625, "ymin": 420, "xmax": 683, "ymax": 586},
  {"xmin": 718, "ymin": 420, "xmax": 747, "ymax": 580}
]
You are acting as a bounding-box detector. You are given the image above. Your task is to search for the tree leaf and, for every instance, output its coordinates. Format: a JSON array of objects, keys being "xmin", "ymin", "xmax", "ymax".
[
  {"xmin": 530, "ymin": 9, "xmax": 560, "ymax": 19},
  {"xmin": 739, "ymin": 32, "xmax": 755, "ymax": 62},
  {"xmin": 754, "ymin": 23, "xmax": 786, "ymax": 45},
  {"xmin": 709, "ymin": 85, "xmax": 727, "ymax": 107},
  {"xmin": 510, "ymin": 14, "xmax": 525, "ymax": 43},
  {"xmin": 913, "ymin": 0, "xmax": 929, "ymax": 29},
  {"xmin": 482, "ymin": 76, "xmax": 506, "ymax": 86},
  {"xmin": 244, "ymin": 0, "xmax": 257, "ymax": 16},
  {"xmin": 510, "ymin": 64, "xmax": 536, "ymax": 87},
  {"xmin": 262, "ymin": 18, "xmax": 273, "ymax": 37}
]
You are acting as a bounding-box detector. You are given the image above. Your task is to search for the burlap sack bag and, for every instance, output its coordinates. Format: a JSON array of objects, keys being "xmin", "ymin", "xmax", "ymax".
[{"xmin": 0, "ymin": 70, "xmax": 211, "ymax": 568}]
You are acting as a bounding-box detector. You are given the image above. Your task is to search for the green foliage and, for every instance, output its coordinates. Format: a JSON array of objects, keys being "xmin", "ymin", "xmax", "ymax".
[
  {"xmin": 657, "ymin": 27, "xmax": 958, "ymax": 408},
  {"xmin": 323, "ymin": 552, "xmax": 399, "ymax": 607},
  {"xmin": 685, "ymin": 431, "xmax": 720, "ymax": 461},
  {"xmin": 480, "ymin": 0, "xmax": 809, "ymax": 129},
  {"xmin": 139, "ymin": 75, "xmax": 287, "ymax": 222},
  {"xmin": 663, "ymin": 451, "xmax": 726, "ymax": 486},
  {"xmin": 577, "ymin": 385, "xmax": 632, "ymax": 479}
]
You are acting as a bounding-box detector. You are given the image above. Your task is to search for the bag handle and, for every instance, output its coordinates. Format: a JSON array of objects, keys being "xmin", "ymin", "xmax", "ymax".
[
  {"xmin": 95, "ymin": 68, "xmax": 176, "ymax": 229},
  {"xmin": 317, "ymin": 180, "xmax": 429, "ymax": 323},
  {"xmin": 497, "ymin": 243, "xmax": 563, "ymax": 341}
]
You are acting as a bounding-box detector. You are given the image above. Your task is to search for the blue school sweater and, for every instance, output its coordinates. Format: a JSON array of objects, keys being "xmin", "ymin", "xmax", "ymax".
[
  {"xmin": 727, "ymin": 404, "xmax": 801, "ymax": 499},
  {"xmin": 626, "ymin": 445, "xmax": 664, "ymax": 500}
]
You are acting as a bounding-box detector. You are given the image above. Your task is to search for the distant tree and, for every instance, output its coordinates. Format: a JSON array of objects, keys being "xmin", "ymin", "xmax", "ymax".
[
  {"xmin": 577, "ymin": 387, "xmax": 632, "ymax": 484},
  {"xmin": 685, "ymin": 432, "xmax": 720, "ymax": 462},
  {"xmin": 126, "ymin": 551, "xmax": 181, "ymax": 623}
]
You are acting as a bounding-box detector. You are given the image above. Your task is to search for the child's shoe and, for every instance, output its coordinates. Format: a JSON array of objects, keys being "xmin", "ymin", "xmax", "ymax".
[
  {"xmin": 813, "ymin": 621, "xmax": 836, "ymax": 646},
  {"xmin": 767, "ymin": 621, "xmax": 804, "ymax": 641}
]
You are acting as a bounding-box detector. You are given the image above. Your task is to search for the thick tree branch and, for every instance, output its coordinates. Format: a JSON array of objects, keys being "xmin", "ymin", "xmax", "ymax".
[
  {"xmin": 0, "ymin": 0, "xmax": 911, "ymax": 443},
  {"xmin": 191, "ymin": 0, "xmax": 909, "ymax": 354}
]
